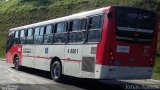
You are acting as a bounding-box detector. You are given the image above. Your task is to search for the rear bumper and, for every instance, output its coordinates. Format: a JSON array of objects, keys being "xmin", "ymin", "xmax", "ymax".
[{"xmin": 95, "ymin": 65, "xmax": 153, "ymax": 79}]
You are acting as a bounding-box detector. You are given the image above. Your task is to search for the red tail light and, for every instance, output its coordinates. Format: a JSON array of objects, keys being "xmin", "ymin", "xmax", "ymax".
[
  {"xmin": 109, "ymin": 52, "xmax": 115, "ymax": 64},
  {"xmin": 150, "ymin": 58, "xmax": 153, "ymax": 66},
  {"xmin": 110, "ymin": 56, "xmax": 114, "ymax": 60}
]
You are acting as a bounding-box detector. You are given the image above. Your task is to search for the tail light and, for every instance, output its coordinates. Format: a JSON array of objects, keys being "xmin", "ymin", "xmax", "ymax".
[
  {"xmin": 150, "ymin": 58, "xmax": 154, "ymax": 66},
  {"xmin": 109, "ymin": 52, "xmax": 121, "ymax": 66},
  {"xmin": 109, "ymin": 52, "xmax": 115, "ymax": 64}
]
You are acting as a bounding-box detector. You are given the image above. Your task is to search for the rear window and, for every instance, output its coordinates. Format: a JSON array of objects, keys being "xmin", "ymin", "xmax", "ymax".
[
  {"xmin": 115, "ymin": 7, "xmax": 156, "ymax": 43},
  {"xmin": 116, "ymin": 7, "xmax": 155, "ymax": 30}
]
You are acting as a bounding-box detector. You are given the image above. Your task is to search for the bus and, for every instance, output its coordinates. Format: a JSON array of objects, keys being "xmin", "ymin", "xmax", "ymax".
[{"xmin": 6, "ymin": 6, "xmax": 158, "ymax": 82}]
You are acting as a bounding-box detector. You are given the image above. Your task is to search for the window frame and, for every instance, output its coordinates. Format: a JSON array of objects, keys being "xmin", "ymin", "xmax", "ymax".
[
  {"xmin": 43, "ymin": 24, "xmax": 54, "ymax": 44},
  {"xmin": 7, "ymin": 31, "xmax": 15, "ymax": 47},
  {"xmin": 86, "ymin": 14, "xmax": 104, "ymax": 44},
  {"xmin": 45, "ymin": 24, "xmax": 53, "ymax": 35},
  {"xmin": 55, "ymin": 22, "xmax": 67, "ymax": 33},
  {"xmin": 34, "ymin": 26, "xmax": 44, "ymax": 45},
  {"xmin": 34, "ymin": 27, "xmax": 40, "ymax": 36},
  {"xmin": 19, "ymin": 29, "xmax": 26, "ymax": 44},
  {"xmin": 14, "ymin": 30, "xmax": 20, "ymax": 44},
  {"xmin": 20, "ymin": 30, "xmax": 25, "ymax": 38},
  {"xmin": 25, "ymin": 28, "xmax": 34, "ymax": 45},
  {"xmin": 71, "ymin": 18, "xmax": 87, "ymax": 31},
  {"xmin": 15, "ymin": 31, "xmax": 20, "ymax": 38},
  {"xmin": 53, "ymin": 21, "xmax": 68, "ymax": 44},
  {"xmin": 68, "ymin": 18, "xmax": 87, "ymax": 44},
  {"xmin": 27, "ymin": 28, "xmax": 34, "ymax": 37}
]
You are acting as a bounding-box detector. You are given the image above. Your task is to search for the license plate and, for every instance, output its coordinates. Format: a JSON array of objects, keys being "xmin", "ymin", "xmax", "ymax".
[{"xmin": 116, "ymin": 45, "xmax": 130, "ymax": 53}]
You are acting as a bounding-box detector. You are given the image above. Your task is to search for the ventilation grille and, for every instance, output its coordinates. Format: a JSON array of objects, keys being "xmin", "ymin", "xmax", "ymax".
[{"xmin": 82, "ymin": 57, "xmax": 95, "ymax": 72}]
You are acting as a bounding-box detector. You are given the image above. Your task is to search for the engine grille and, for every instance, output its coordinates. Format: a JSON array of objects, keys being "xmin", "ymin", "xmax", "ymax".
[{"xmin": 82, "ymin": 57, "xmax": 95, "ymax": 72}]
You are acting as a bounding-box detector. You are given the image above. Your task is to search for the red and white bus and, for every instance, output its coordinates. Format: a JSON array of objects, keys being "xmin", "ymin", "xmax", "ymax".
[{"xmin": 6, "ymin": 6, "xmax": 158, "ymax": 82}]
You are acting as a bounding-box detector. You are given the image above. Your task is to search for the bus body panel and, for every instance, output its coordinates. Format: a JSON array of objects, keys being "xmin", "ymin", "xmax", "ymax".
[
  {"xmin": 63, "ymin": 45, "xmax": 83, "ymax": 77},
  {"xmin": 22, "ymin": 45, "xmax": 35, "ymax": 68},
  {"xmin": 34, "ymin": 45, "xmax": 50, "ymax": 71},
  {"xmin": 81, "ymin": 44, "xmax": 97, "ymax": 78},
  {"xmin": 95, "ymin": 64, "xmax": 153, "ymax": 79},
  {"xmin": 6, "ymin": 44, "xmax": 22, "ymax": 64},
  {"xmin": 48, "ymin": 45, "xmax": 66, "ymax": 71}
]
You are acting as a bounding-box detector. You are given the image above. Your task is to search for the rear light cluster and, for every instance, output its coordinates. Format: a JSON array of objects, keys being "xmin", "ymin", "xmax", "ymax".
[
  {"xmin": 109, "ymin": 52, "xmax": 115, "ymax": 64},
  {"xmin": 150, "ymin": 58, "xmax": 154, "ymax": 66},
  {"xmin": 109, "ymin": 52, "xmax": 121, "ymax": 66}
]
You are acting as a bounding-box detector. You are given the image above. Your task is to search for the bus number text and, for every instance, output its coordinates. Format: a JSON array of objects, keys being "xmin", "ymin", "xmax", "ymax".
[{"xmin": 67, "ymin": 49, "xmax": 78, "ymax": 54}]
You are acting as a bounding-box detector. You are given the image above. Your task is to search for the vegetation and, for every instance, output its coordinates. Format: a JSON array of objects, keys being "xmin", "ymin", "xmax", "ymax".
[
  {"xmin": 0, "ymin": 0, "xmax": 159, "ymax": 79},
  {"xmin": 153, "ymin": 32, "xmax": 160, "ymax": 80},
  {"xmin": 153, "ymin": 57, "xmax": 160, "ymax": 80}
]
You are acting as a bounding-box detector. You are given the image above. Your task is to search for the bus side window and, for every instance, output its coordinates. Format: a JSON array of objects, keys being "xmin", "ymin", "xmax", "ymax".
[
  {"xmin": 44, "ymin": 25, "xmax": 53, "ymax": 44},
  {"xmin": 8, "ymin": 31, "xmax": 14, "ymax": 46},
  {"xmin": 14, "ymin": 31, "xmax": 20, "ymax": 44},
  {"xmin": 20, "ymin": 30, "xmax": 25, "ymax": 44},
  {"xmin": 6, "ymin": 31, "xmax": 15, "ymax": 52},
  {"xmin": 54, "ymin": 22, "xmax": 68, "ymax": 43},
  {"xmin": 69, "ymin": 19, "xmax": 87, "ymax": 43},
  {"xmin": 26, "ymin": 28, "xmax": 33, "ymax": 44},
  {"xmin": 87, "ymin": 15, "xmax": 103, "ymax": 42},
  {"xmin": 34, "ymin": 27, "xmax": 44, "ymax": 44}
]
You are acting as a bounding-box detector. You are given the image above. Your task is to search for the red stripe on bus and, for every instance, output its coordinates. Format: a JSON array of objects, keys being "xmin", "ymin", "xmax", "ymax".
[
  {"xmin": 22, "ymin": 55, "xmax": 81, "ymax": 62},
  {"xmin": 61, "ymin": 58, "xmax": 81, "ymax": 62}
]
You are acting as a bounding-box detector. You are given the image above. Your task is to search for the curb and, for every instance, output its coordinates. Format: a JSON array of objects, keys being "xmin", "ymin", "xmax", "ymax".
[
  {"xmin": 0, "ymin": 58, "xmax": 6, "ymax": 61},
  {"xmin": 149, "ymin": 79, "xmax": 160, "ymax": 83}
]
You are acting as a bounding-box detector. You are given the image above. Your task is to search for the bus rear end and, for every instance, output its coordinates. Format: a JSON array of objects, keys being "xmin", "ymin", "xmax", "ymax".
[{"xmin": 95, "ymin": 6, "xmax": 158, "ymax": 79}]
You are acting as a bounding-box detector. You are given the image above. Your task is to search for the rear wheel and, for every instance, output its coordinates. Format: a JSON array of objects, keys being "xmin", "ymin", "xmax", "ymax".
[
  {"xmin": 14, "ymin": 56, "xmax": 20, "ymax": 70},
  {"xmin": 51, "ymin": 61, "xmax": 62, "ymax": 82}
]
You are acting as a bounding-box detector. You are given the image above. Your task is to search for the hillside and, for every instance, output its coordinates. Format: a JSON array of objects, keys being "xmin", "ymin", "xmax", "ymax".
[{"xmin": 0, "ymin": 0, "xmax": 159, "ymax": 57}]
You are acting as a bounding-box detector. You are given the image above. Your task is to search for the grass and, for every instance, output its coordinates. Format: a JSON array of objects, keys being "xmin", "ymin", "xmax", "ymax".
[
  {"xmin": 153, "ymin": 57, "xmax": 160, "ymax": 80},
  {"xmin": 153, "ymin": 32, "xmax": 160, "ymax": 80}
]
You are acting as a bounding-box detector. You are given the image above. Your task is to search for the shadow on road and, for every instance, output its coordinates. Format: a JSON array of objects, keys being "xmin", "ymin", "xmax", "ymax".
[{"xmin": 9, "ymin": 67, "xmax": 133, "ymax": 90}]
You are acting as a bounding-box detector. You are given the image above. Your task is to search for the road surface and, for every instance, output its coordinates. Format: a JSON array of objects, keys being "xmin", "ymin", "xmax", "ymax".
[{"xmin": 0, "ymin": 60, "xmax": 160, "ymax": 90}]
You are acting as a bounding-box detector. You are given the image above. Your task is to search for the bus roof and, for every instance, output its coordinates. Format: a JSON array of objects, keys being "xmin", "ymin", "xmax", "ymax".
[
  {"xmin": 9, "ymin": 6, "xmax": 111, "ymax": 31},
  {"xmin": 9, "ymin": 6, "xmax": 156, "ymax": 31}
]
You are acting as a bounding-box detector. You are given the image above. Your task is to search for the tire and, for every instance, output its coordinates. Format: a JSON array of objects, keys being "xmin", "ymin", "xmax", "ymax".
[
  {"xmin": 14, "ymin": 56, "xmax": 21, "ymax": 70},
  {"xmin": 51, "ymin": 61, "xmax": 62, "ymax": 82}
]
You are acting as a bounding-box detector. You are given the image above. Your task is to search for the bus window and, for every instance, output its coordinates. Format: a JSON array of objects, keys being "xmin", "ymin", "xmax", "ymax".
[
  {"xmin": 69, "ymin": 19, "xmax": 87, "ymax": 43},
  {"xmin": 26, "ymin": 28, "xmax": 33, "ymax": 44},
  {"xmin": 45, "ymin": 25, "xmax": 52, "ymax": 34},
  {"xmin": 14, "ymin": 31, "xmax": 20, "ymax": 44},
  {"xmin": 54, "ymin": 22, "xmax": 68, "ymax": 43},
  {"xmin": 88, "ymin": 15, "xmax": 103, "ymax": 42},
  {"xmin": 20, "ymin": 30, "xmax": 24, "ymax": 37},
  {"xmin": 34, "ymin": 27, "xmax": 40, "ymax": 36},
  {"xmin": 44, "ymin": 25, "xmax": 53, "ymax": 44},
  {"xmin": 40, "ymin": 27, "xmax": 45, "ymax": 35},
  {"xmin": 56, "ymin": 22, "xmax": 66, "ymax": 33},
  {"xmin": 116, "ymin": 7, "xmax": 155, "ymax": 42},
  {"xmin": 8, "ymin": 31, "xmax": 15, "ymax": 45},
  {"xmin": 72, "ymin": 19, "xmax": 86, "ymax": 31},
  {"xmin": 20, "ymin": 30, "xmax": 25, "ymax": 44},
  {"xmin": 15, "ymin": 31, "xmax": 19, "ymax": 38},
  {"xmin": 6, "ymin": 31, "xmax": 14, "ymax": 52},
  {"xmin": 34, "ymin": 27, "xmax": 43, "ymax": 44}
]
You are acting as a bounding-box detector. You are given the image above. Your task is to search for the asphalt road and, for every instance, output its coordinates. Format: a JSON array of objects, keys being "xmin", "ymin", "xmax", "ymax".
[{"xmin": 0, "ymin": 60, "xmax": 160, "ymax": 90}]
